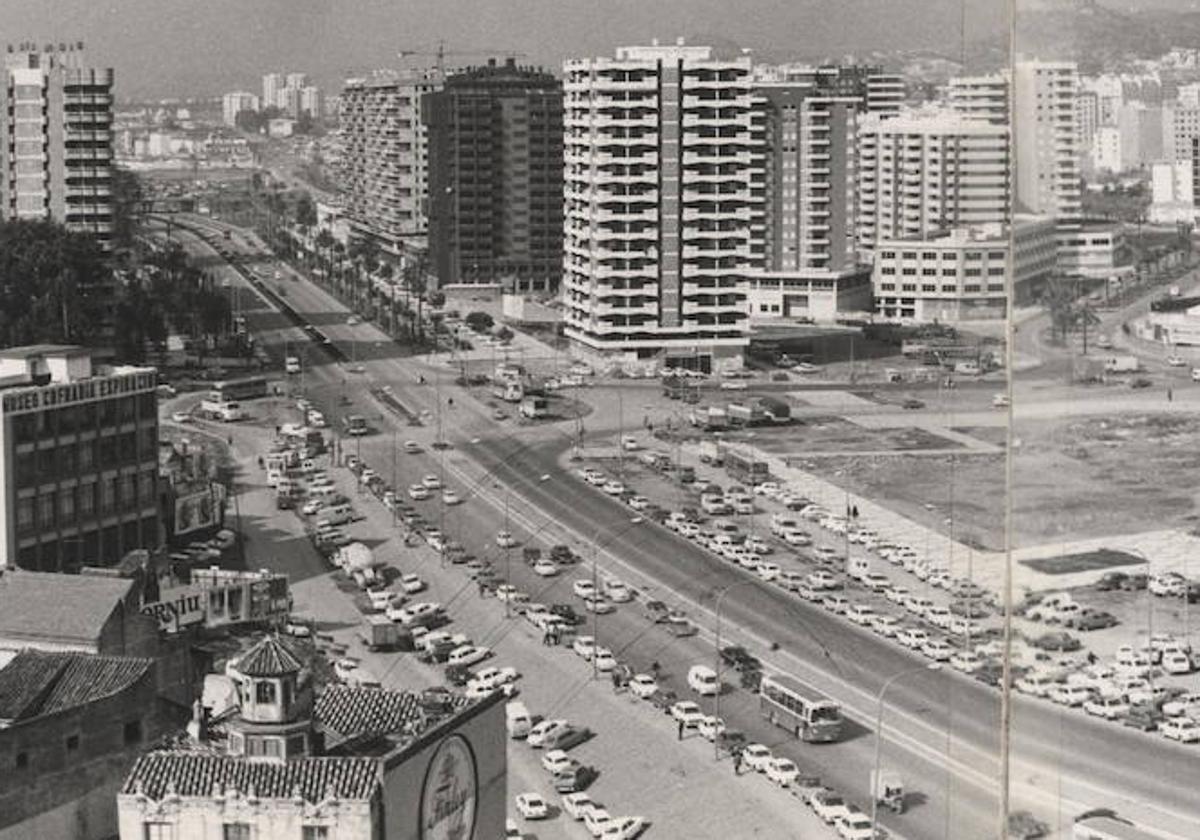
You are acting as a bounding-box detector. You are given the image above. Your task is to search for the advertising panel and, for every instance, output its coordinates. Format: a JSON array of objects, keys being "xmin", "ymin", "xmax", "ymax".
[
  {"xmin": 174, "ymin": 484, "xmax": 226, "ymax": 538},
  {"xmin": 140, "ymin": 585, "xmax": 206, "ymax": 633}
]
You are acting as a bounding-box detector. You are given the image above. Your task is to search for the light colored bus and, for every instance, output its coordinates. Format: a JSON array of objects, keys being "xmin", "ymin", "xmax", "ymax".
[
  {"xmin": 759, "ymin": 673, "xmax": 843, "ymax": 743},
  {"xmin": 209, "ymin": 375, "xmax": 270, "ymax": 403}
]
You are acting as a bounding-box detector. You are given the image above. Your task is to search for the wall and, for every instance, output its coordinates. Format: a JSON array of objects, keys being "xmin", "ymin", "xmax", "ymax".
[
  {"xmin": 0, "ymin": 668, "xmax": 181, "ymax": 840},
  {"xmin": 380, "ymin": 695, "xmax": 506, "ymax": 840},
  {"xmin": 118, "ymin": 792, "xmax": 376, "ymax": 840}
]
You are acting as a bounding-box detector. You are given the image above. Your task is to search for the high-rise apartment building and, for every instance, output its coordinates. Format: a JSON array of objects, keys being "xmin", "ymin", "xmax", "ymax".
[
  {"xmin": 424, "ymin": 58, "xmax": 563, "ymax": 293},
  {"xmin": 339, "ymin": 70, "xmax": 443, "ymax": 254},
  {"xmin": 562, "ymin": 41, "xmax": 753, "ymax": 373},
  {"xmin": 856, "ymin": 107, "xmax": 1011, "ymax": 257},
  {"xmin": 1014, "ymin": 60, "xmax": 1081, "ymax": 221},
  {"xmin": 0, "ymin": 346, "xmax": 160, "ymax": 572},
  {"xmin": 299, "ymin": 85, "xmax": 323, "ymax": 120},
  {"xmin": 745, "ymin": 65, "xmax": 883, "ymax": 321},
  {"xmin": 222, "ymin": 91, "xmax": 259, "ymax": 127},
  {"xmin": 262, "ymin": 72, "xmax": 284, "ymax": 110},
  {"xmin": 0, "ymin": 42, "xmax": 114, "ymax": 248},
  {"xmin": 285, "ymin": 72, "xmax": 308, "ymax": 90},
  {"xmin": 947, "ymin": 73, "xmax": 1009, "ymax": 125}
]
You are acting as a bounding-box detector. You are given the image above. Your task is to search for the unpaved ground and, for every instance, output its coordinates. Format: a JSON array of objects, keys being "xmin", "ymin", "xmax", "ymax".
[
  {"xmin": 721, "ymin": 417, "xmax": 963, "ymax": 454},
  {"xmin": 799, "ymin": 412, "xmax": 1200, "ymax": 551}
]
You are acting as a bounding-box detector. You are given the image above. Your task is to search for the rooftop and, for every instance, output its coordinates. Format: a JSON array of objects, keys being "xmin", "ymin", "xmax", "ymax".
[
  {"xmin": 315, "ymin": 685, "xmax": 467, "ymax": 741},
  {"xmin": 0, "ymin": 650, "xmax": 153, "ymax": 723},
  {"xmin": 0, "ymin": 344, "xmax": 90, "ymax": 359},
  {"xmin": 121, "ymin": 753, "xmax": 381, "ymax": 802},
  {"xmin": 0, "ymin": 571, "xmax": 134, "ymax": 649},
  {"xmin": 235, "ymin": 636, "xmax": 303, "ymax": 678}
]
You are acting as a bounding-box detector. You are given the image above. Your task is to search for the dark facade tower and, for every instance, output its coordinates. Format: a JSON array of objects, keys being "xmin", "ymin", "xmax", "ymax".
[{"xmin": 423, "ymin": 58, "xmax": 564, "ymax": 293}]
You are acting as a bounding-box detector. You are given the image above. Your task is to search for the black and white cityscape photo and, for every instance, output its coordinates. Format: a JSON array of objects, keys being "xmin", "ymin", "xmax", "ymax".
[{"xmin": 1, "ymin": 1, "xmax": 1198, "ymax": 838}]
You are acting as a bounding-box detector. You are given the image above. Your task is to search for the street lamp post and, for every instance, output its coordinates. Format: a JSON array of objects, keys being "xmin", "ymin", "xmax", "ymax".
[
  {"xmin": 713, "ymin": 579, "xmax": 759, "ymax": 760},
  {"xmin": 870, "ymin": 664, "xmax": 941, "ymax": 832}
]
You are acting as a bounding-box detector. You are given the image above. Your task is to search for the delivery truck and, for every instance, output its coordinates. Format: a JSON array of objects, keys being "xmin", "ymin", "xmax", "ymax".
[{"xmin": 360, "ymin": 614, "xmax": 410, "ymax": 651}]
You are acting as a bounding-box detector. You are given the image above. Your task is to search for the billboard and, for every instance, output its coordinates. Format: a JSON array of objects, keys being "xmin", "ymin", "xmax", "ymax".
[
  {"xmin": 140, "ymin": 585, "xmax": 206, "ymax": 633},
  {"xmin": 173, "ymin": 484, "xmax": 226, "ymax": 538},
  {"xmin": 201, "ymin": 574, "xmax": 291, "ymax": 627}
]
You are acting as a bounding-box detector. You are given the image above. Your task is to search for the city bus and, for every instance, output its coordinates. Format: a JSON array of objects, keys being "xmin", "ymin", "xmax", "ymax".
[
  {"xmin": 209, "ymin": 375, "xmax": 270, "ymax": 403},
  {"xmin": 759, "ymin": 673, "xmax": 843, "ymax": 743},
  {"xmin": 723, "ymin": 448, "xmax": 769, "ymax": 486}
]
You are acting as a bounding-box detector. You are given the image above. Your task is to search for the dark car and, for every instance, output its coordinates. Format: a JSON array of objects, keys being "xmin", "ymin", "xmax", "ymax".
[
  {"xmin": 444, "ymin": 664, "xmax": 473, "ymax": 686},
  {"xmin": 648, "ymin": 688, "xmax": 678, "ymax": 713},
  {"xmin": 550, "ymin": 604, "xmax": 584, "ymax": 625},
  {"xmin": 1067, "ymin": 610, "xmax": 1119, "ymax": 631},
  {"xmin": 739, "ymin": 667, "xmax": 763, "ymax": 693},
  {"xmin": 949, "ymin": 599, "xmax": 991, "ymax": 619},
  {"xmin": 418, "ymin": 639, "xmax": 457, "ymax": 664},
  {"xmin": 549, "ymin": 544, "xmax": 576, "ymax": 563},
  {"xmin": 902, "ymin": 398, "xmax": 926, "ymax": 410},
  {"xmin": 1122, "ymin": 704, "xmax": 1163, "ymax": 731},
  {"xmin": 717, "ymin": 729, "xmax": 748, "ymax": 755},
  {"xmin": 1095, "ymin": 571, "xmax": 1128, "ymax": 591},
  {"xmin": 664, "ymin": 617, "xmax": 698, "ymax": 638},
  {"xmin": 1118, "ymin": 573, "xmax": 1149, "ymax": 591},
  {"xmin": 644, "ymin": 600, "xmax": 671, "ymax": 623},
  {"xmin": 552, "ymin": 763, "xmax": 597, "ymax": 793},
  {"xmin": 720, "ymin": 645, "xmax": 760, "ymax": 672},
  {"xmin": 1032, "ymin": 631, "xmax": 1081, "ymax": 652},
  {"xmin": 1130, "ymin": 377, "xmax": 1152, "ymax": 390}
]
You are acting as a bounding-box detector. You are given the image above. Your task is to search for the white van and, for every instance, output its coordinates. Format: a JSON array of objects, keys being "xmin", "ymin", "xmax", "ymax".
[
  {"xmin": 687, "ymin": 664, "xmax": 720, "ymax": 696},
  {"xmin": 506, "ymin": 701, "xmax": 533, "ymax": 739}
]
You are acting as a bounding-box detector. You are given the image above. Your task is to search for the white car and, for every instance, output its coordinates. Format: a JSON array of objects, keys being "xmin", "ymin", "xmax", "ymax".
[
  {"xmin": 527, "ymin": 719, "xmax": 568, "ymax": 748},
  {"xmin": 583, "ymin": 808, "xmax": 614, "ymax": 838},
  {"xmin": 921, "ymin": 638, "xmax": 954, "ymax": 662},
  {"xmin": 605, "ymin": 580, "xmax": 633, "ymax": 602},
  {"xmin": 740, "ymin": 743, "xmax": 773, "ymax": 772},
  {"xmin": 496, "ymin": 530, "xmax": 518, "ymax": 548},
  {"xmin": 1163, "ymin": 691, "xmax": 1200, "ymax": 718},
  {"xmin": 756, "ymin": 562, "xmax": 780, "ymax": 582},
  {"xmin": 573, "ymin": 580, "xmax": 598, "ymax": 599},
  {"xmin": 441, "ymin": 489, "xmax": 462, "ymax": 505},
  {"xmin": 836, "ymin": 809, "xmax": 875, "ymax": 840},
  {"xmin": 532, "ymin": 560, "xmax": 559, "ymax": 577},
  {"xmin": 1083, "ymin": 694, "xmax": 1129, "ymax": 720},
  {"xmin": 465, "ymin": 667, "xmax": 519, "ymax": 698},
  {"xmin": 602, "ymin": 480, "xmax": 626, "ymax": 496},
  {"xmin": 399, "ymin": 573, "xmax": 426, "ymax": 594},
  {"xmin": 515, "ymin": 792, "xmax": 549, "ymax": 820},
  {"xmin": 583, "ymin": 469, "xmax": 607, "ymax": 486},
  {"xmin": 745, "ymin": 535, "xmax": 771, "ymax": 555},
  {"xmin": 764, "ymin": 756, "xmax": 800, "ymax": 787},
  {"xmin": 950, "ymin": 650, "xmax": 984, "ymax": 673},
  {"xmin": 408, "ymin": 484, "xmax": 430, "ymax": 500},
  {"xmin": 845, "ymin": 604, "xmax": 876, "ymax": 626},
  {"xmin": 421, "ymin": 474, "xmax": 442, "ymax": 490},
  {"xmin": 598, "ymin": 817, "xmax": 645, "ymax": 840},
  {"xmin": 583, "ymin": 596, "xmax": 615, "ymax": 614},
  {"xmin": 334, "ymin": 658, "xmax": 358, "ymax": 680},
  {"xmin": 541, "ymin": 749, "xmax": 574, "ymax": 775},
  {"xmin": 1047, "ymin": 683, "xmax": 1092, "ymax": 707},
  {"xmin": 170, "ymin": 410, "xmax": 191, "ymax": 423},
  {"xmin": 563, "ymin": 792, "xmax": 598, "ymax": 821},
  {"xmin": 628, "ymin": 495, "xmax": 649, "ymax": 510},
  {"xmin": 870, "ymin": 615, "xmax": 902, "ymax": 637},
  {"xmin": 573, "ymin": 636, "xmax": 598, "ymax": 659},
  {"xmin": 629, "ymin": 674, "xmax": 658, "ymax": 698},
  {"xmin": 810, "ymin": 790, "xmax": 851, "ymax": 824},
  {"xmin": 1167, "ymin": 355, "xmax": 1187, "ymax": 367},
  {"xmin": 1161, "ymin": 717, "xmax": 1200, "ymax": 743},
  {"xmin": 670, "ymin": 701, "xmax": 705, "ymax": 728},
  {"xmin": 593, "ymin": 648, "xmax": 617, "ymax": 672},
  {"xmin": 446, "ymin": 645, "xmax": 491, "ymax": 667},
  {"xmin": 896, "ymin": 627, "xmax": 930, "ymax": 650},
  {"xmin": 301, "ymin": 499, "xmax": 324, "ymax": 515},
  {"xmin": 697, "ymin": 716, "xmax": 726, "ymax": 741},
  {"xmin": 494, "ymin": 585, "xmax": 528, "ymax": 604}
]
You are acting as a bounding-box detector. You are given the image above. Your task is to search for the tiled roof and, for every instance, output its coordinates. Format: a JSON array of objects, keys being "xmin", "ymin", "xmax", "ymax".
[
  {"xmin": 0, "ymin": 571, "xmax": 133, "ymax": 649},
  {"xmin": 316, "ymin": 686, "xmax": 462, "ymax": 739},
  {"xmin": 236, "ymin": 636, "xmax": 303, "ymax": 677},
  {"xmin": 0, "ymin": 650, "xmax": 152, "ymax": 722},
  {"xmin": 121, "ymin": 752, "xmax": 381, "ymax": 802}
]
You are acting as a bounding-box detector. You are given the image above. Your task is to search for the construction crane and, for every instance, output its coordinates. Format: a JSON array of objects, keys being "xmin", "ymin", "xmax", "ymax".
[{"xmin": 396, "ymin": 42, "xmax": 529, "ymax": 76}]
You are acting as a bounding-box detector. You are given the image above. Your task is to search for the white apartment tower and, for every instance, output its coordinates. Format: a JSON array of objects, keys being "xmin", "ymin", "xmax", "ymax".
[
  {"xmin": 339, "ymin": 70, "xmax": 443, "ymax": 253},
  {"xmin": 1014, "ymin": 60, "xmax": 1081, "ymax": 222},
  {"xmin": 856, "ymin": 107, "xmax": 1011, "ymax": 258},
  {"xmin": 946, "ymin": 74, "xmax": 1009, "ymax": 125},
  {"xmin": 0, "ymin": 43, "xmax": 114, "ymax": 248},
  {"xmin": 262, "ymin": 73, "xmax": 284, "ymax": 110},
  {"xmin": 562, "ymin": 41, "xmax": 753, "ymax": 373},
  {"xmin": 222, "ymin": 91, "xmax": 259, "ymax": 127}
]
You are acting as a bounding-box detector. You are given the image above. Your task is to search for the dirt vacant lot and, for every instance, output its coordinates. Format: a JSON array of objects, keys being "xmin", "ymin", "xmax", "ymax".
[
  {"xmin": 724, "ymin": 417, "xmax": 963, "ymax": 455},
  {"xmin": 800, "ymin": 412, "xmax": 1200, "ymax": 551}
]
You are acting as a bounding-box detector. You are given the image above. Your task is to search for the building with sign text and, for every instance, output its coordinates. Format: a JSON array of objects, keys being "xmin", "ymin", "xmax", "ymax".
[
  {"xmin": 118, "ymin": 634, "xmax": 505, "ymax": 840},
  {"xmin": 0, "ymin": 346, "xmax": 161, "ymax": 571}
]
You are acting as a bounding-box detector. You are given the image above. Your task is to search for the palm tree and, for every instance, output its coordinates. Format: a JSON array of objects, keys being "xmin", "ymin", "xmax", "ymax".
[
  {"xmin": 1040, "ymin": 277, "xmax": 1078, "ymax": 344},
  {"xmin": 314, "ymin": 230, "xmax": 335, "ymax": 285}
]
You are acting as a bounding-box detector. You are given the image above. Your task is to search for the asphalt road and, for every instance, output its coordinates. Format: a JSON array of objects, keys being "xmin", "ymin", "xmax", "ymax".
[{"xmin": 163, "ymin": 214, "xmax": 1200, "ymax": 839}]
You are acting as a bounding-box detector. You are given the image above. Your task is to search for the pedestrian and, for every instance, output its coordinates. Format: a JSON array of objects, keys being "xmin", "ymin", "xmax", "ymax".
[
  {"xmin": 852, "ymin": 505, "xmax": 860, "ymax": 519},
  {"xmin": 733, "ymin": 751, "xmax": 742, "ymax": 775},
  {"xmin": 651, "ymin": 660, "xmax": 661, "ymax": 678},
  {"xmin": 1168, "ymin": 387, "xmax": 1174, "ymax": 402},
  {"xmin": 478, "ymin": 580, "xmax": 486, "ymax": 598},
  {"xmin": 611, "ymin": 670, "xmax": 621, "ymax": 692},
  {"xmin": 543, "ymin": 630, "xmax": 552, "ymax": 646},
  {"xmin": 677, "ymin": 719, "xmax": 684, "ymax": 741}
]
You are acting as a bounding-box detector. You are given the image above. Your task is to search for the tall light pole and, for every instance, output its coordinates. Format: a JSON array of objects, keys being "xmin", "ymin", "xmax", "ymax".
[
  {"xmin": 713, "ymin": 579, "xmax": 759, "ymax": 760},
  {"xmin": 589, "ymin": 516, "xmax": 644, "ymax": 680},
  {"xmin": 871, "ymin": 664, "xmax": 942, "ymax": 832}
]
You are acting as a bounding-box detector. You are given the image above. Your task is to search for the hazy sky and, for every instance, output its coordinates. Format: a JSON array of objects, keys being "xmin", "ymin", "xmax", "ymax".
[{"xmin": 7, "ymin": 0, "xmax": 1006, "ymax": 99}]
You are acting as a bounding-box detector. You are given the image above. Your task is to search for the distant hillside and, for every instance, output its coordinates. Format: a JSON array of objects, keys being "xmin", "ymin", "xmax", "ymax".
[{"xmin": 1016, "ymin": 0, "xmax": 1166, "ymax": 70}]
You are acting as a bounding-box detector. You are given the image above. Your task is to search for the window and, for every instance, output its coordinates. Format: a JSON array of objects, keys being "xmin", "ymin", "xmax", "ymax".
[
  {"xmin": 123, "ymin": 720, "xmax": 142, "ymax": 745},
  {"xmin": 15, "ymin": 752, "xmax": 28, "ymax": 769},
  {"xmin": 223, "ymin": 825, "xmax": 251, "ymax": 840},
  {"xmin": 144, "ymin": 825, "xmax": 173, "ymax": 840},
  {"xmin": 66, "ymin": 734, "xmax": 79, "ymax": 751},
  {"xmin": 255, "ymin": 681, "xmax": 277, "ymax": 704},
  {"xmin": 302, "ymin": 827, "xmax": 329, "ymax": 840}
]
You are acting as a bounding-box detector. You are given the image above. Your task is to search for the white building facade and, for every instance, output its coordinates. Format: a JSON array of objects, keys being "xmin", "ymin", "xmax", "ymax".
[
  {"xmin": 1014, "ymin": 61, "xmax": 1081, "ymax": 221},
  {"xmin": 221, "ymin": 91, "xmax": 259, "ymax": 127},
  {"xmin": 562, "ymin": 41, "xmax": 753, "ymax": 373}
]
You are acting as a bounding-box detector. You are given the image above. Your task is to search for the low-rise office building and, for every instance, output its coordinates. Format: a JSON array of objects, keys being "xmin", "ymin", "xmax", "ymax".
[{"xmin": 0, "ymin": 345, "xmax": 160, "ymax": 571}]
